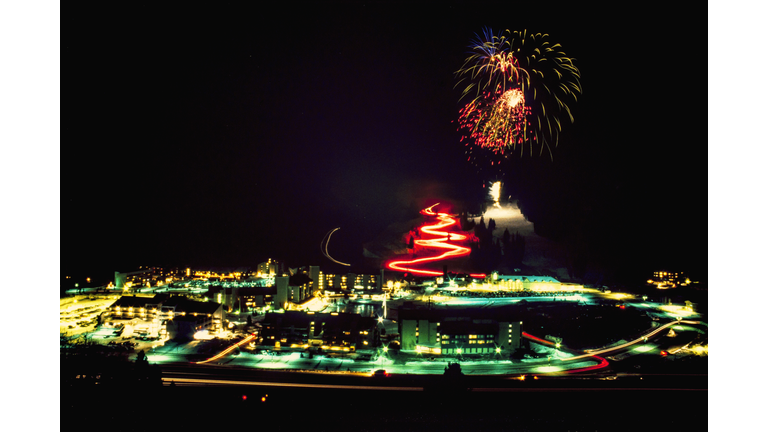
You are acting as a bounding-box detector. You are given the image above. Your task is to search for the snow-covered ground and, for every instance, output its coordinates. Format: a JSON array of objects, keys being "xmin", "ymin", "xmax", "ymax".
[{"xmin": 471, "ymin": 200, "xmax": 570, "ymax": 279}]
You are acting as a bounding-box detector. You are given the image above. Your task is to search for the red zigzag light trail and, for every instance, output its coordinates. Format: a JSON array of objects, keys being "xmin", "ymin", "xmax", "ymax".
[{"xmin": 385, "ymin": 204, "xmax": 485, "ymax": 278}]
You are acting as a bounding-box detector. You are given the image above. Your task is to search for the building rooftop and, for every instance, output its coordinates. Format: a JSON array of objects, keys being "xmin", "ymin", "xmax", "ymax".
[
  {"xmin": 439, "ymin": 320, "xmax": 498, "ymax": 335},
  {"xmin": 396, "ymin": 307, "xmax": 523, "ymax": 322},
  {"xmin": 163, "ymin": 296, "xmax": 221, "ymax": 314},
  {"xmin": 496, "ymin": 275, "xmax": 560, "ymax": 283},
  {"xmin": 108, "ymin": 295, "xmax": 221, "ymax": 315},
  {"xmin": 108, "ymin": 294, "xmax": 165, "ymax": 309},
  {"xmin": 237, "ymin": 286, "xmax": 277, "ymax": 296}
]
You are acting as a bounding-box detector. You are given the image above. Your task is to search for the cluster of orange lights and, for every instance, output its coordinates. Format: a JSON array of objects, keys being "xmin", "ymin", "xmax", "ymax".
[{"xmin": 242, "ymin": 394, "xmax": 268, "ymax": 402}]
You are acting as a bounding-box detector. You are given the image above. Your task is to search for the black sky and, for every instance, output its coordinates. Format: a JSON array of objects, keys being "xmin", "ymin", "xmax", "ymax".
[{"xmin": 62, "ymin": 2, "xmax": 705, "ymax": 285}]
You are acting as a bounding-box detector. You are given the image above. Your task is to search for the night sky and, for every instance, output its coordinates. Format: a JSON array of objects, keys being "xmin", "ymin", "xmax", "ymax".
[{"xmin": 62, "ymin": 2, "xmax": 705, "ymax": 285}]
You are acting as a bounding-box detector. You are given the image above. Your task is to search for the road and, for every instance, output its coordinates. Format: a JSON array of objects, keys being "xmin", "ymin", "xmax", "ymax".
[
  {"xmin": 142, "ymin": 309, "xmax": 706, "ymax": 379},
  {"xmin": 71, "ymin": 281, "xmax": 707, "ymax": 383},
  {"xmin": 158, "ymin": 362, "xmax": 707, "ymax": 392}
]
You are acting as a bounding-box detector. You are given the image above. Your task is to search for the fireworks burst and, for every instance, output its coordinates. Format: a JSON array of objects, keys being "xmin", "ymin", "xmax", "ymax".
[
  {"xmin": 459, "ymin": 88, "xmax": 530, "ymax": 153},
  {"xmin": 456, "ymin": 29, "xmax": 581, "ymax": 160}
]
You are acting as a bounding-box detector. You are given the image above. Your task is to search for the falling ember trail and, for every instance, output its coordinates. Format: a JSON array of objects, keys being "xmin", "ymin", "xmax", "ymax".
[{"xmin": 385, "ymin": 204, "xmax": 485, "ymax": 278}]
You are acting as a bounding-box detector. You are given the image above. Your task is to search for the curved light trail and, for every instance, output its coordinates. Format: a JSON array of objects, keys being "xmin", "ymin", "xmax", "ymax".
[
  {"xmin": 574, "ymin": 319, "xmax": 703, "ymax": 360},
  {"xmin": 522, "ymin": 319, "xmax": 706, "ymax": 374},
  {"xmin": 385, "ymin": 204, "xmax": 485, "ymax": 278},
  {"xmin": 522, "ymin": 331, "xmax": 609, "ymax": 374},
  {"xmin": 196, "ymin": 334, "xmax": 257, "ymax": 365},
  {"xmin": 321, "ymin": 227, "xmax": 351, "ymax": 266}
]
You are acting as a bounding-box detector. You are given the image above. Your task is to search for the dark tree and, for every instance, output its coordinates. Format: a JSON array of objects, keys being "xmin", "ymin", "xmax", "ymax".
[
  {"xmin": 444, "ymin": 362, "xmax": 463, "ymax": 377},
  {"xmin": 136, "ymin": 350, "xmax": 148, "ymax": 366},
  {"xmin": 474, "ymin": 217, "xmax": 486, "ymax": 240},
  {"xmin": 459, "ymin": 212, "xmax": 475, "ymax": 231}
]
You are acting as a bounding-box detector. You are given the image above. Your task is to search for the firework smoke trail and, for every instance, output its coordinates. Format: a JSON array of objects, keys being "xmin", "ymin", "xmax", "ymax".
[
  {"xmin": 456, "ymin": 29, "xmax": 581, "ymax": 160},
  {"xmin": 385, "ymin": 204, "xmax": 485, "ymax": 278}
]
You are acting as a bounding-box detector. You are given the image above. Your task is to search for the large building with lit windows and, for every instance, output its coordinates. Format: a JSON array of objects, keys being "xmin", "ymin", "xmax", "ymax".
[
  {"xmin": 397, "ymin": 308, "xmax": 522, "ymax": 356},
  {"xmin": 113, "ymin": 267, "xmax": 192, "ymax": 290},
  {"xmin": 234, "ymin": 286, "xmax": 277, "ymax": 311},
  {"xmin": 650, "ymin": 270, "xmax": 690, "ymax": 286},
  {"xmin": 103, "ymin": 294, "xmax": 224, "ymax": 341},
  {"xmin": 492, "ymin": 274, "xmax": 563, "ymax": 291},
  {"xmin": 318, "ymin": 272, "xmax": 352, "ymax": 293},
  {"xmin": 318, "ymin": 270, "xmax": 383, "ymax": 294},
  {"xmin": 274, "ymin": 272, "xmax": 317, "ymax": 309},
  {"xmin": 427, "ymin": 273, "xmax": 584, "ymax": 294},
  {"xmin": 258, "ymin": 259, "xmax": 284, "ymax": 277},
  {"xmin": 260, "ymin": 311, "xmax": 378, "ymax": 352}
]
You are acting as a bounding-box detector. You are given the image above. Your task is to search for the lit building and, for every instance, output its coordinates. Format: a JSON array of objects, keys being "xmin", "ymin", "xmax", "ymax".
[
  {"xmin": 113, "ymin": 267, "xmax": 191, "ymax": 290},
  {"xmin": 114, "ymin": 268, "xmax": 154, "ymax": 289},
  {"xmin": 320, "ymin": 273, "xmax": 353, "ymax": 293},
  {"xmin": 274, "ymin": 276, "xmax": 289, "ymax": 309},
  {"xmin": 397, "ymin": 308, "xmax": 522, "ymax": 356},
  {"xmin": 650, "ymin": 271, "xmax": 689, "ymax": 286},
  {"xmin": 258, "ymin": 259, "xmax": 284, "ymax": 277},
  {"xmin": 206, "ymin": 280, "xmax": 278, "ymax": 313},
  {"xmin": 260, "ymin": 311, "xmax": 377, "ymax": 352},
  {"xmin": 353, "ymin": 272, "xmax": 383, "ymax": 292},
  {"xmin": 432, "ymin": 274, "xmax": 585, "ymax": 294},
  {"xmin": 288, "ymin": 272, "xmax": 314, "ymax": 304},
  {"xmin": 103, "ymin": 294, "xmax": 224, "ymax": 341},
  {"xmin": 273, "ymin": 272, "xmax": 315, "ymax": 310},
  {"xmin": 236, "ymin": 286, "xmax": 277, "ymax": 311},
  {"xmin": 102, "ymin": 295, "xmax": 164, "ymax": 336},
  {"xmin": 438, "ymin": 319, "xmax": 522, "ymax": 356},
  {"xmin": 494, "ymin": 275, "xmax": 562, "ymax": 291},
  {"xmin": 319, "ymin": 271, "xmax": 383, "ymax": 294},
  {"xmin": 309, "ymin": 266, "xmax": 320, "ymax": 294}
]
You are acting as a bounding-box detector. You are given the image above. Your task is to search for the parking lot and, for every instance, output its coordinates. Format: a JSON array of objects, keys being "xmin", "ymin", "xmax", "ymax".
[{"xmin": 59, "ymin": 296, "xmax": 119, "ymax": 333}]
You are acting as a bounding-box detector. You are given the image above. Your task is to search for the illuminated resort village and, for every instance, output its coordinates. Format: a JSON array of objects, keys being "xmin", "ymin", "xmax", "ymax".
[{"xmin": 60, "ymin": 185, "xmax": 707, "ymax": 379}]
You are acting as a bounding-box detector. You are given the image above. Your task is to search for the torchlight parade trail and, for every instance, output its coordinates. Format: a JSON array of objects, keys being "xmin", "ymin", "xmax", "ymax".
[{"xmin": 385, "ymin": 204, "xmax": 485, "ymax": 278}]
